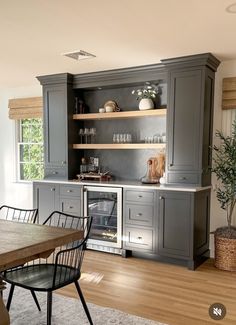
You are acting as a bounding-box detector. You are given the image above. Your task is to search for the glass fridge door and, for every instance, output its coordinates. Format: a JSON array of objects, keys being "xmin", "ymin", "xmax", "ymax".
[{"xmin": 84, "ymin": 186, "xmax": 122, "ymax": 248}]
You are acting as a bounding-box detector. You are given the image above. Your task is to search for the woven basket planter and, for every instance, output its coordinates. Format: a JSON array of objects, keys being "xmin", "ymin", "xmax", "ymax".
[{"xmin": 215, "ymin": 234, "xmax": 236, "ymax": 271}]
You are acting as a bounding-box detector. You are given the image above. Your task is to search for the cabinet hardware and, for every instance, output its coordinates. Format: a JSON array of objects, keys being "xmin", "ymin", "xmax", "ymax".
[
  {"xmin": 137, "ymin": 236, "xmax": 142, "ymax": 240},
  {"xmin": 61, "ymin": 161, "xmax": 66, "ymax": 165},
  {"xmin": 179, "ymin": 177, "xmax": 187, "ymax": 180},
  {"xmin": 69, "ymin": 206, "xmax": 73, "ymax": 209},
  {"xmin": 170, "ymin": 163, "xmax": 173, "ymax": 166},
  {"xmin": 136, "ymin": 213, "xmax": 143, "ymax": 217},
  {"xmin": 50, "ymin": 188, "xmax": 55, "ymax": 191},
  {"xmin": 138, "ymin": 195, "xmax": 143, "ymax": 198},
  {"xmin": 159, "ymin": 196, "xmax": 164, "ymax": 200},
  {"xmin": 52, "ymin": 171, "xmax": 58, "ymax": 175},
  {"xmin": 67, "ymin": 190, "xmax": 72, "ymax": 193}
]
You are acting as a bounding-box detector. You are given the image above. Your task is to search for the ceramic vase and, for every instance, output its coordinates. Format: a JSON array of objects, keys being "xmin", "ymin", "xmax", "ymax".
[{"xmin": 139, "ymin": 98, "xmax": 154, "ymax": 110}]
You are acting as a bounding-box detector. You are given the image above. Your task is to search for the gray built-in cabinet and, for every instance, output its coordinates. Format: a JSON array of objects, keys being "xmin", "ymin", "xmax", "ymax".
[
  {"xmin": 34, "ymin": 182, "xmax": 83, "ymax": 224},
  {"xmin": 33, "ymin": 53, "xmax": 220, "ymax": 269}
]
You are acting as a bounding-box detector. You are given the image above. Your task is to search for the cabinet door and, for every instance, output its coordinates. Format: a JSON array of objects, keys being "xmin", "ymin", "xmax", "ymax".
[
  {"xmin": 33, "ymin": 183, "xmax": 59, "ymax": 224},
  {"xmin": 43, "ymin": 84, "xmax": 67, "ymax": 168},
  {"xmin": 167, "ymin": 69, "xmax": 202, "ymax": 175},
  {"xmin": 158, "ymin": 191, "xmax": 192, "ymax": 258}
]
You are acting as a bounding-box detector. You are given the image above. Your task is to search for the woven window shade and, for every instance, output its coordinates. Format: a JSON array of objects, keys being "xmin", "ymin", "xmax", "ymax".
[
  {"xmin": 8, "ymin": 97, "xmax": 43, "ymax": 119},
  {"xmin": 222, "ymin": 77, "xmax": 236, "ymax": 110}
]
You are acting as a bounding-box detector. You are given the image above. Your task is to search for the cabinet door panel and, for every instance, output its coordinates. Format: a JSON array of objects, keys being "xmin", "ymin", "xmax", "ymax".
[
  {"xmin": 125, "ymin": 190, "xmax": 154, "ymax": 203},
  {"xmin": 123, "ymin": 227, "xmax": 154, "ymax": 251},
  {"xmin": 125, "ymin": 204, "xmax": 154, "ymax": 227},
  {"xmin": 158, "ymin": 191, "xmax": 192, "ymax": 258},
  {"xmin": 167, "ymin": 69, "xmax": 202, "ymax": 172},
  {"xmin": 44, "ymin": 85, "xmax": 67, "ymax": 167},
  {"xmin": 60, "ymin": 198, "xmax": 81, "ymax": 215},
  {"xmin": 33, "ymin": 183, "xmax": 59, "ymax": 224}
]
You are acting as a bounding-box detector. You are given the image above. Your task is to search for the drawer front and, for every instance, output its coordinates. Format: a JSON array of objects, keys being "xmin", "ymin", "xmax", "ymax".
[
  {"xmin": 44, "ymin": 167, "xmax": 66, "ymax": 179},
  {"xmin": 60, "ymin": 185, "xmax": 81, "ymax": 197},
  {"xmin": 125, "ymin": 204, "xmax": 154, "ymax": 227},
  {"xmin": 167, "ymin": 172, "xmax": 199, "ymax": 184},
  {"xmin": 60, "ymin": 198, "xmax": 81, "ymax": 214},
  {"xmin": 123, "ymin": 227, "xmax": 154, "ymax": 251},
  {"xmin": 125, "ymin": 190, "xmax": 154, "ymax": 203}
]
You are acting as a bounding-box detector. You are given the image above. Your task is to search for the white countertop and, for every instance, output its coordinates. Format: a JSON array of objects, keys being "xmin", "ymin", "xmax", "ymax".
[{"xmin": 33, "ymin": 179, "xmax": 211, "ymax": 192}]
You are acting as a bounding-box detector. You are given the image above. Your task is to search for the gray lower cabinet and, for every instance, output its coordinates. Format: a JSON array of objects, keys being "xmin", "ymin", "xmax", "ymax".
[
  {"xmin": 59, "ymin": 184, "xmax": 82, "ymax": 216},
  {"xmin": 33, "ymin": 182, "xmax": 59, "ymax": 224},
  {"xmin": 33, "ymin": 182, "xmax": 83, "ymax": 224},
  {"xmin": 158, "ymin": 189, "xmax": 210, "ymax": 269},
  {"xmin": 123, "ymin": 188, "xmax": 157, "ymax": 254}
]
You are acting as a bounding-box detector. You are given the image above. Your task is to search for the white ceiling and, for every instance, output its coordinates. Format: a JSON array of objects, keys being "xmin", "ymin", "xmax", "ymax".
[{"xmin": 1, "ymin": 0, "xmax": 236, "ymax": 88}]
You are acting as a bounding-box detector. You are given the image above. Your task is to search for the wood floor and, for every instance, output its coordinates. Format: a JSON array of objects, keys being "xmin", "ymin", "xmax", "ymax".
[{"xmin": 58, "ymin": 250, "xmax": 236, "ymax": 325}]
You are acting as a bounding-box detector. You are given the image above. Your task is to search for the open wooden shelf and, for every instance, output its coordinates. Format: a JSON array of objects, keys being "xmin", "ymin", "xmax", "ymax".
[
  {"xmin": 73, "ymin": 108, "xmax": 167, "ymax": 120},
  {"xmin": 73, "ymin": 143, "xmax": 166, "ymax": 150}
]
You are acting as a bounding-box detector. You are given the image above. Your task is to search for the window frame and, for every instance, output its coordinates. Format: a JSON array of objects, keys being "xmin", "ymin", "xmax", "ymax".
[{"xmin": 15, "ymin": 118, "xmax": 44, "ymax": 182}]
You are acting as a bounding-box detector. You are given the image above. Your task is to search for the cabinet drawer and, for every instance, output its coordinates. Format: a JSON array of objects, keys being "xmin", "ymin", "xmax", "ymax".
[
  {"xmin": 123, "ymin": 227, "xmax": 154, "ymax": 251},
  {"xmin": 60, "ymin": 185, "xmax": 81, "ymax": 197},
  {"xmin": 125, "ymin": 190, "xmax": 154, "ymax": 203},
  {"xmin": 167, "ymin": 173, "xmax": 199, "ymax": 184},
  {"xmin": 60, "ymin": 198, "xmax": 81, "ymax": 214},
  {"xmin": 125, "ymin": 204, "xmax": 154, "ymax": 227},
  {"xmin": 44, "ymin": 167, "xmax": 66, "ymax": 179}
]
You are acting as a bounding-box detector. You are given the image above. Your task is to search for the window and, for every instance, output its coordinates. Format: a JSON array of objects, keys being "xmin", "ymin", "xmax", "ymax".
[{"xmin": 17, "ymin": 118, "xmax": 44, "ymax": 181}]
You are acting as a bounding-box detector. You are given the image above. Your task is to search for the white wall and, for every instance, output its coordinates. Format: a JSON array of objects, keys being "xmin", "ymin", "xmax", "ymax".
[
  {"xmin": 210, "ymin": 60, "xmax": 236, "ymax": 255},
  {"xmin": 0, "ymin": 85, "xmax": 41, "ymax": 208}
]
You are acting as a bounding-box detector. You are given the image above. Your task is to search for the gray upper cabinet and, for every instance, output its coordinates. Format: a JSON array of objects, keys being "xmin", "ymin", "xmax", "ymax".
[
  {"xmin": 162, "ymin": 54, "xmax": 220, "ymax": 186},
  {"xmin": 37, "ymin": 73, "xmax": 80, "ymax": 180},
  {"xmin": 43, "ymin": 84, "xmax": 67, "ymax": 168}
]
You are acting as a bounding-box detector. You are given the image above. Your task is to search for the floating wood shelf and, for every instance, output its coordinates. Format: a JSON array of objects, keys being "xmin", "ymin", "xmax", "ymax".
[
  {"xmin": 73, "ymin": 143, "xmax": 166, "ymax": 150},
  {"xmin": 73, "ymin": 108, "xmax": 167, "ymax": 120}
]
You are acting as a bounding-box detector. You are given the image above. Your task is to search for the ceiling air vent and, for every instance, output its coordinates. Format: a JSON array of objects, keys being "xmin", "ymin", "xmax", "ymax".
[{"xmin": 62, "ymin": 50, "xmax": 96, "ymax": 61}]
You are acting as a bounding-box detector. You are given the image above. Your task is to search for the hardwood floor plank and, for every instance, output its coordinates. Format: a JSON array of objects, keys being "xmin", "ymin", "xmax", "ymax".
[{"xmin": 57, "ymin": 251, "xmax": 236, "ymax": 325}]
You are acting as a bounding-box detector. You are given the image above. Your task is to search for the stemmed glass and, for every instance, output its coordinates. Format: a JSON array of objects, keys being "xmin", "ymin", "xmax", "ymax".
[
  {"xmin": 84, "ymin": 128, "xmax": 90, "ymax": 144},
  {"xmin": 90, "ymin": 128, "xmax": 96, "ymax": 144},
  {"xmin": 78, "ymin": 129, "xmax": 84, "ymax": 144}
]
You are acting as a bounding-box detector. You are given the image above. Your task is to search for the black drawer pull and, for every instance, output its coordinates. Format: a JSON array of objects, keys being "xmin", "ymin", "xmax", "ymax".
[
  {"xmin": 170, "ymin": 163, "xmax": 173, "ymax": 166},
  {"xmin": 136, "ymin": 213, "xmax": 143, "ymax": 217},
  {"xmin": 138, "ymin": 195, "xmax": 143, "ymax": 198},
  {"xmin": 69, "ymin": 206, "xmax": 74, "ymax": 209},
  {"xmin": 137, "ymin": 236, "xmax": 142, "ymax": 240},
  {"xmin": 159, "ymin": 196, "xmax": 164, "ymax": 200},
  {"xmin": 179, "ymin": 177, "xmax": 187, "ymax": 180},
  {"xmin": 52, "ymin": 171, "xmax": 58, "ymax": 175},
  {"xmin": 67, "ymin": 190, "xmax": 73, "ymax": 193},
  {"xmin": 50, "ymin": 188, "xmax": 55, "ymax": 192}
]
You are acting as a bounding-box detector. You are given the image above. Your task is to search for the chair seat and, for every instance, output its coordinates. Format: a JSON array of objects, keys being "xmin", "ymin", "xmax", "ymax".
[{"xmin": 4, "ymin": 264, "xmax": 80, "ymax": 291}]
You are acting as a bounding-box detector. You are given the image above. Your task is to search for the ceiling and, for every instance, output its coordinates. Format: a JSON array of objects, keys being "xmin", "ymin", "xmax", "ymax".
[{"xmin": 1, "ymin": 0, "xmax": 236, "ymax": 88}]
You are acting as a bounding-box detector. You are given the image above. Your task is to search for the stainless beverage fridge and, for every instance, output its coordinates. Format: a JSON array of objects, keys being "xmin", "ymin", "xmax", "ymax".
[{"xmin": 83, "ymin": 186, "xmax": 122, "ymax": 254}]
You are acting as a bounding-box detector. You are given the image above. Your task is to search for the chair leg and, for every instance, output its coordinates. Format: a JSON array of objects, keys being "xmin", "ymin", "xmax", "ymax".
[
  {"xmin": 30, "ymin": 290, "xmax": 41, "ymax": 311},
  {"xmin": 74, "ymin": 281, "xmax": 93, "ymax": 325},
  {"xmin": 47, "ymin": 291, "xmax": 52, "ymax": 325},
  {"xmin": 6, "ymin": 284, "xmax": 15, "ymax": 311}
]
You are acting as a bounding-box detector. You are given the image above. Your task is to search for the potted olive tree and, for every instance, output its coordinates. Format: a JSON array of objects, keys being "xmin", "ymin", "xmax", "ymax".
[{"xmin": 211, "ymin": 119, "xmax": 236, "ymax": 271}]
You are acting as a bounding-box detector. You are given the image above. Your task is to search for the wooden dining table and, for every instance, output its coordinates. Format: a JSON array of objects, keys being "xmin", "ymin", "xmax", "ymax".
[{"xmin": 0, "ymin": 219, "xmax": 83, "ymax": 325}]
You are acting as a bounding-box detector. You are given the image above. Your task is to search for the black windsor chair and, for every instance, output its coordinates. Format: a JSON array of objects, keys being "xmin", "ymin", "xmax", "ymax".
[
  {"xmin": 3, "ymin": 211, "xmax": 93, "ymax": 325},
  {"xmin": 0, "ymin": 205, "xmax": 38, "ymax": 223},
  {"xmin": 0, "ymin": 205, "xmax": 40, "ymax": 310}
]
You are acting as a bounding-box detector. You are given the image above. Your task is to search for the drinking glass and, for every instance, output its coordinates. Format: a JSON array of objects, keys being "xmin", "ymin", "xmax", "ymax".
[
  {"xmin": 84, "ymin": 128, "xmax": 90, "ymax": 144},
  {"xmin": 90, "ymin": 128, "xmax": 96, "ymax": 143},
  {"xmin": 78, "ymin": 129, "xmax": 84, "ymax": 144}
]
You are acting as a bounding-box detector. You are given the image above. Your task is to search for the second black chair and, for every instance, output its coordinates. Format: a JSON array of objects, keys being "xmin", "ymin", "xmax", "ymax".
[{"xmin": 3, "ymin": 211, "xmax": 93, "ymax": 325}]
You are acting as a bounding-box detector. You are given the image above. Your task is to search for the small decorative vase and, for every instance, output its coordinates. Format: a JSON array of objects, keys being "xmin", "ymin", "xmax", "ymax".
[{"xmin": 139, "ymin": 98, "xmax": 154, "ymax": 110}]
